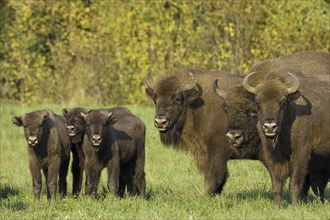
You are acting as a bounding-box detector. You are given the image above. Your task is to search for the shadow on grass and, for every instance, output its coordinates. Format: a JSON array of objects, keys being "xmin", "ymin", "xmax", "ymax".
[
  {"xmin": 0, "ymin": 183, "xmax": 19, "ymax": 199},
  {"xmin": 0, "ymin": 183, "xmax": 27, "ymax": 211},
  {"xmin": 228, "ymin": 186, "xmax": 329, "ymax": 206},
  {"xmin": 95, "ymin": 183, "xmax": 152, "ymax": 200}
]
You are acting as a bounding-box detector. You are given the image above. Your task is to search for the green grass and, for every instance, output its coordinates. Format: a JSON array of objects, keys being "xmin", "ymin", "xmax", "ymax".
[{"xmin": 0, "ymin": 101, "xmax": 329, "ymax": 219}]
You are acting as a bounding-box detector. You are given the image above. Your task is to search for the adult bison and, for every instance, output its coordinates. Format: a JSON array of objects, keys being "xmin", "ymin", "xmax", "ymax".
[
  {"xmin": 81, "ymin": 108, "xmax": 146, "ymax": 198},
  {"xmin": 62, "ymin": 107, "xmax": 131, "ymax": 196},
  {"xmin": 243, "ymin": 70, "xmax": 329, "ymax": 207},
  {"xmin": 214, "ymin": 51, "xmax": 330, "ymax": 205},
  {"xmin": 145, "ymin": 69, "xmax": 242, "ymax": 195},
  {"xmin": 12, "ymin": 109, "xmax": 71, "ymax": 201}
]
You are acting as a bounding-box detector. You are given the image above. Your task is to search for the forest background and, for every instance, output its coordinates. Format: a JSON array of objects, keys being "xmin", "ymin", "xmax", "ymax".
[{"xmin": 1, "ymin": 0, "xmax": 329, "ymax": 105}]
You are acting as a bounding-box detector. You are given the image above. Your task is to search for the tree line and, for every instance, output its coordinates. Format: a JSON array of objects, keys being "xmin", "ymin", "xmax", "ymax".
[{"xmin": 1, "ymin": 0, "xmax": 329, "ymax": 105}]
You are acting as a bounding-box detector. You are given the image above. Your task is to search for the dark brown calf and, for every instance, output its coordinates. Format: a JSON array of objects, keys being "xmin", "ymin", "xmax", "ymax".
[
  {"xmin": 12, "ymin": 109, "xmax": 71, "ymax": 201},
  {"xmin": 62, "ymin": 107, "xmax": 133, "ymax": 196},
  {"xmin": 81, "ymin": 108, "xmax": 146, "ymax": 198}
]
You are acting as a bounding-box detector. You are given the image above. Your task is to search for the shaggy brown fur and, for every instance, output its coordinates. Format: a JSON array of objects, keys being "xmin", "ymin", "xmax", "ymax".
[
  {"xmin": 146, "ymin": 68, "xmax": 242, "ymax": 195},
  {"xmin": 246, "ymin": 70, "xmax": 330, "ymax": 207},
  {"xmin": 12, "ymin": 109, "xmax": 71, "ymax": 201},
  {"xmin": 62, "ymin": 107, "xmax": 131, "ymax": 196},
  {"xmin": 214, "ymin": 51, "xmax": 330, "ymax": 206},
  {"xmin": 81, "ymin": 108, "xmax": 146, "ymax": 198},
  {"xmin": 248, "ymin": 51, "xmax": 329, "ymax": 81}
]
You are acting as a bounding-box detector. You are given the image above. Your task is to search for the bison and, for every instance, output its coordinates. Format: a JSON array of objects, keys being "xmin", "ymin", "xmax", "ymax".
[
  {"xmin": 12, "ymin": 109, "xmax": 71, "ymax": 201},
  {"xmin": 62, "ymin": 107, "xmax": 132, "ymax": 196},
  {"xmin": 243, "ymin": 70, "xmax": 329, "ymax": 207},
  {"xmin": 214, "ymin": 51, "xmax": 330, "ymax": 205},
  {"xmin": 214, "ymin": 75, "xmax": 329, "ymax": 202},
  {"xmin": 145, "ymin": 69, "xmax": 242, "ymax": 195},
  {"xmin": 62, "ymin": 107, "xmax": 88, "ymax": 196},
  {"xmin": 81, "ymin": 108, "xmax": 146, "ymax": 198}
]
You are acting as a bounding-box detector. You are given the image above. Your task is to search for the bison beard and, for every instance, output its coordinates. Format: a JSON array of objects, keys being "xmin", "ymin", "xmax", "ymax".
[{"xmin": 158, "ymin": 111, "xmax": 186, "ymax": 146}]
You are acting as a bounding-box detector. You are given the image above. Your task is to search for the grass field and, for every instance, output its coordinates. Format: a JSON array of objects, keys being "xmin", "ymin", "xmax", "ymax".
[{"xmin": 0, "ymin": 101, "xmax": 329, "ymax": 219}]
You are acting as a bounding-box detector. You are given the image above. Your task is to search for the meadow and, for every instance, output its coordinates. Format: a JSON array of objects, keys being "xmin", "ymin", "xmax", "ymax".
[{"xmin": 0, "ymin": 101, "xmax": 329, "ymax": 219}]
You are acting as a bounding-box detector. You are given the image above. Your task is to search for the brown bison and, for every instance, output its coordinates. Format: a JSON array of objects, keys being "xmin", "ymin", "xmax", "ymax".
[
  {"xmin": 242, "ymin": 70, "xmax": 330, "ymax": 207},
  {"xmin": 214, "ymin": 75, "xmax": 329, "ymax": 202},
  {"xmin": 12, "ymin": 109, "xmax": 71, "ymax": 201},
  {"xmin": 62, "ymin": 107, "xmax": 88, "ymax": 196},
  {"xmin": 81, "ymin": 108, "xmax": 146, "ymax": 198},
  {"xmin": 145, "ymin": 69, "xmax": 242, "ymax": 195},
  {"xmin": 214, "ymin": 51, "xmax": 330, "ymax": 205},
  {"xmin": 62, "ymin": 107, "xmax": 131, "ymax": 196}
]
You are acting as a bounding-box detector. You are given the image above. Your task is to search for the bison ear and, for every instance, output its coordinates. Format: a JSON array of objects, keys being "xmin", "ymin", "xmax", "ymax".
[
  {"xmin": 12, "ymin": 116, "xmax": 23, "ymax": 127},
  {"xmin": 42, "ymin": 111, "xmax": 49, "ymax": 119},
  {"xmin": 62, "ymin": 108, "xmax": 69, "ymax": 117},
  {"xmin": 185, "ymin": 84, "xmax": 203, "ymax": 108},
  {"xmin": 145, "ymin": 88, "xmax": 156, "ymax": 100},
  {"xmin": 107, "ymin": 112, "xmax": 118, "ymax": 125}
]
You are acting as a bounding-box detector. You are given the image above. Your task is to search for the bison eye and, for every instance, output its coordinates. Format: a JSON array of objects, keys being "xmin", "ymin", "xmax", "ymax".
[
  {"xmin": 281, "ymin": 100, "xmax": 288, "ymax": 108},
  {"xmin": 223, "ymin": 105, "xmax": 228, "ymax": 113},
  {"xmin": 249, "ymin": 109, "xmax": 257, "ymax": 117},
  {"xmin": 255, "ymin": 100, "xmax": 261, "ymax": 108},
  {"xmin": 173, "ymin": 95, "xmax": 183, "ymax": 105}
]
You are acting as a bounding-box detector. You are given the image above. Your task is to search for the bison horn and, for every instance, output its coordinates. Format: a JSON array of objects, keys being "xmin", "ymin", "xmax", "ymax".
[
  {"xmin": 242, "ymin": 72, "xmax": 257, "ymax": 94},
  {"xmin": 286, "ymin": 72, "xmax": 300, "ymax": 94},
  {"xmin": 182, "ymin": 72, "xmax": 197, "ymax": 91},
  {"xmin": 145, "ymin": 70, "xmax": 154, "ymax": 89},
  {"xmin": 213, "ymin": 79, "xmax": 227, "ymax": 100}
]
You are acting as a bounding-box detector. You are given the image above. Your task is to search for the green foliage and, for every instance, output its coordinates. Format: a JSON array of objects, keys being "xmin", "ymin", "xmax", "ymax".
[{"xmin": 1, "ymin": 0, "xmax": 329, "ymax": 104}]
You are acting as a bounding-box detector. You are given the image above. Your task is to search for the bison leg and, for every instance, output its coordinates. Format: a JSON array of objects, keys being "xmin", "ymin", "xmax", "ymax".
[
  {"xmin": 107, "ymin": 160, "xmax": 120, "ymax": 196},
  {"xmin": 310, "ymin": 172, "xmax": 327, "ymax": 202},
  {"xmin": 290, "ymin": 160, "xmax": 309, "ymax": 206},
  {"xmin": 121, "ymin": 163, "xmax": 134, "ymax": 196},
  {"xmin": 271, "ymin": 178, "xmax": 284, "ymax": 208},
  {"xmin": 59, "ymin": 156, "xmax": 70, "ymax": 199},
  {"xmin": 43, "ymin": 168, "xmax": 50, "ymax": 199},
  {"xmin": 71, "ymin": 144, "xmax": 83, "ymax": 197},
  {"xmin": 300, "ymin": 175, "xmax": 310, "ymax": 202},
  {"xmin": 47, "ymin": 159, "xmax": 60, "ymax": 201},
  {"xmin": 29, "ymin": 161, "xmax": 42, "ymax": 201},
  {"xmin": 85, "ymin": 165, "xmax": 100, "ymax": 197},
  {"xmin": 134, "ymin": 141, "xmax": 146, "ymax": 198},
  {"xmin": 118, "ymin": 176, "xmax": 126, "ymax": 198},
  {"xmin": 204, "ymin": 138, "xmax": 229, "ymax": 196}
]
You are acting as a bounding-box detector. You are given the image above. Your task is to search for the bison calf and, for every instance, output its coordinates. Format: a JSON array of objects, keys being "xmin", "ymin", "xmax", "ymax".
[
  {"xmin": 12, "ymin": 109, "xmax": 71, "ymax": 201},
  {"xmin": 62, "ymin": 107, "xmax": 133, "ymax": 196},
  {"xmin": 81, "ymin": 108, "xmax": 146, "ymax": 198}
]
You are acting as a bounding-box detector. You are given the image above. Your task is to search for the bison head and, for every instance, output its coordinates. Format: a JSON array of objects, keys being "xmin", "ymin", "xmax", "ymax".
[
  {"xmin": 62, "ymin": 108, "xmax": 88, "ymax": 144},
  {"xmin": 242, "ymin": 71, "xmax": 300, "ymax": 141},
  {"xmin": 145, "ymin": 71, "xmax": 202, "ymax": 145},
  {"xmin": 12, "ymin": 110, "xmax": 50, "ymax": 147},
  {"xmin": 81, "ymin": 109, "xmax": 118, "ymax": 147},
  {"xmin": 214, "ymin": 80, "xmax": 260, "ymax": 158}
]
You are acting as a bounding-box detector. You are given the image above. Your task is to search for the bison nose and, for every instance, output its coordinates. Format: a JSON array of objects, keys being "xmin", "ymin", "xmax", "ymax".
[
  {"xmin": 28, "ymin": 136, "xmax": 38, "ymax": 146},
  {"xmin": 262, "ymin": 121, "xmax": 278, "ymax": 137},
  {"xmin": 226, "ymin": 130, "xmax": 243, "ymax": 146},
  {"xmin": 91, "ymin": 134, "xmax": 102, "ymax": 146},
  {"xmin": 67, "ymin": 125, "xmax": 76, "ymax": 136},
  {"xmin": 154, "ymin": 116, "xmax": 169, "ymax": 131}
]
